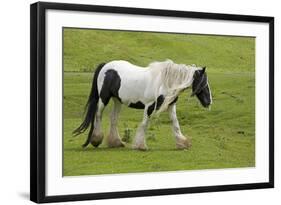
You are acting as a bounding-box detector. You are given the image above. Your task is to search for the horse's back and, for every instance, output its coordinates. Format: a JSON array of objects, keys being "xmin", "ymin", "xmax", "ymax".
[
  {"xmin": 100, "ymin": 60, "xmax": 147, "ymax": 81},
  {"xmin": 106, "ymin": 60, "xmax": 147, "ymax": 71}
]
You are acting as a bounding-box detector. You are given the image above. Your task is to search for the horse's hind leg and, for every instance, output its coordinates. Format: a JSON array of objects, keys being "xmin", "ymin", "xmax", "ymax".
[
  {"xmin": 107, "ymin": 98, "xmax": 125, "ymax": 148},
  {"xmin": 168, "ymin": 104, "xmax": 192, "ymax": 149},
  {"xmin": 90, "ymin": 99, "xmax": 105, "ymax": 147}
]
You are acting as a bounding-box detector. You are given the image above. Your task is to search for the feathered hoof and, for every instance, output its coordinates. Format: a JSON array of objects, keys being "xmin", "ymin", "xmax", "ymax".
[
  {"xmin": 107, "ymin": 136, "xmax": 125, "ymax": 148},
  {"xmin": 90, "ymin": 133, "xmax": 104, "ymax": 147},
  {"xmin": 176, "ymin": 137, "xmax": 192, "ymax": 150},
  {"xmin": 132, "ymin": 143, "xmax": 148, "ymax": 151}
]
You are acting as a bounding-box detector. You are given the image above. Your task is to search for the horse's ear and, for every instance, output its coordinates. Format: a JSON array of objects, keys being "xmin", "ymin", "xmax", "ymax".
[{"xmin": 201, "ymin": 66, "xmax": 206, "ymax": 76}]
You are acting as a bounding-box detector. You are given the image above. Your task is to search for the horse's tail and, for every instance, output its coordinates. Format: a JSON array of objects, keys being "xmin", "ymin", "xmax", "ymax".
[{"xmin": 73, "ymin": 63, "xmax": 106, "ymax": 147}]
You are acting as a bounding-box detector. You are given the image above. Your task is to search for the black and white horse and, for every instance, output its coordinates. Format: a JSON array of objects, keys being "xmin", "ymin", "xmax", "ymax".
[{"xmin": 73, "ymin": 60, "xmax": 212, "ymax": 150}]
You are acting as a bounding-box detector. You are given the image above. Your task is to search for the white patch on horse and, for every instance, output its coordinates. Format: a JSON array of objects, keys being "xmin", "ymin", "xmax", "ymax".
[
  {"xmin": 207, "ymin": 81, "xmax": 213, "ymax": 104},
  {"xmin": 99, "ymin": 60, "xmax": 198, "ymax": 112}
]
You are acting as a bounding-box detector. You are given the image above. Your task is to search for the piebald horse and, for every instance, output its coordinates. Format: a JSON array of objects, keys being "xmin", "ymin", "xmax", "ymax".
[{"xmin": 73, "ymin": 60, "xmax": 212, "ymax": 150}]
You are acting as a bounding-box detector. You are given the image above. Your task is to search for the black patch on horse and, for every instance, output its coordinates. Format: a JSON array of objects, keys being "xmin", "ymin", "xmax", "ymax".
[
  {"xmin": 129, "ymin": 101, "xmax": 145, "ymax": 109},
  {"xmin": 169, "ymin": 96, "xmax": 178, "ymax": 105},
  {"xmin": 100, "ymin": 69, "xmax": 122, "ymax": 105},
  {"xmin": 147, "ymin": 95, "xmax": 165, "ymax": 116}
]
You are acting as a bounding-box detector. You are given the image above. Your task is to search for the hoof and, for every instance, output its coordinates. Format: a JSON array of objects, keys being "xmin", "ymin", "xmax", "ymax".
[
  {"xmin": 132, "ymin": 143, "xmax": 148, "ymax": 151},
  {"xmin": 176, "ymin": 137, "xmax": 192, "ymax": 150},
  {"xmin": 107, "ymin": 136, "xmax": 125, "ymax": 148},
  {"xmin": 90, "ymin": 133, "xmax": 104, "ymax": 147}
]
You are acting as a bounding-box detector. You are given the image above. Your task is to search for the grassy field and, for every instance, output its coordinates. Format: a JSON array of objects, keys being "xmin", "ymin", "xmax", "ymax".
[{"xmin": 63, "ymin": 28, "xmax": 255, "ymax": 176}]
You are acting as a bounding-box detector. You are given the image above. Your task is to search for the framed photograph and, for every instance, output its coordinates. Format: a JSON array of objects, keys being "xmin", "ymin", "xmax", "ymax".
[{"xmin": 30, "ymin": 2, "xmax": 274, "ymax": 203}]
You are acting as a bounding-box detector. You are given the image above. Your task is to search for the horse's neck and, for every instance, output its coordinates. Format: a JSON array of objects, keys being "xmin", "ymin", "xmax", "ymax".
[
  {"xmin": 146, "ymin": 63, "xmax": 194, "ymax": 101},
  {"xmin": 162, "ymin": 64, "xmax": 195, "ymax": 90}
]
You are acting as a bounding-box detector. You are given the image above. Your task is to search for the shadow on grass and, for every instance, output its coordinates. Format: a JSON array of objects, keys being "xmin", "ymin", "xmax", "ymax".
[{"xmin": 64, "ymin": 146, "xmax": 190, "ymax": 153}]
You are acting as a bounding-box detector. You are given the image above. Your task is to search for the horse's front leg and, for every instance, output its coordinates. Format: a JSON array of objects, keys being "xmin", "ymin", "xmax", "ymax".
[
  {"xmin": 168, "ymin": 104, "xmax": 192, "ymax": 149},
  {"xmin": 133, "ymin": 106, "xmax": 149, "ymax": 151}
]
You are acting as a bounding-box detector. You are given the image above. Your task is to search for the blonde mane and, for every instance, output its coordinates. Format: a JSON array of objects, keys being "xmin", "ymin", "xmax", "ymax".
[{"xmin": 148, "ymin": 60, "xmax": 198, "ymax": 114}]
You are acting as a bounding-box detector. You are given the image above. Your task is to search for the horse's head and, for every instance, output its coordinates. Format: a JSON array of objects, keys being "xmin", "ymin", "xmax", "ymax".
[{"xmin": 191, "ymin": 67, "xmax": 212, "ymax": 108}]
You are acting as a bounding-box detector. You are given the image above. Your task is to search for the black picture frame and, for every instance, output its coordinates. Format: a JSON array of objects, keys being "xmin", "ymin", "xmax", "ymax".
[{"xmin": 30, "ymin": 1, "xmax": 274, "ymax": 203}]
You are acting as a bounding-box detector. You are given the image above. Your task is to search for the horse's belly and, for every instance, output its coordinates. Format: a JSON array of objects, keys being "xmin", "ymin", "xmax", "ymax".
[{"xmin": 118, "ymin": 76, "xmax": 154, "ymax": 106}]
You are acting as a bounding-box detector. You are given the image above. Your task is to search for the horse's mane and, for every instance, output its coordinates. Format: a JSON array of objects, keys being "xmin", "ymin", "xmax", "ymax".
[{"xmin": 148, "ymin": 60, "xmax": 198, "ymax": 113}]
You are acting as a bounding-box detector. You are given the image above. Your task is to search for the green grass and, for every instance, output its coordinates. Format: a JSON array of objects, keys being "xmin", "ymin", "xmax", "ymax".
[
  {"xmin": 63, "ymin": 28, "xmax": 255, "ymax": 176},
  {"xmin": 64, "ymin": 28, "xmax": 255, "ymax": 73}
]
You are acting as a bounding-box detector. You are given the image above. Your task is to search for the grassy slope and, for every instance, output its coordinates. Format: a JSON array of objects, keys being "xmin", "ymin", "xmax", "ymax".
[
  {"xmin": 64, "ymin": 29, "xmax": 255, "ymax": 73},
  {"xmin": 63, "ymin": 28, "xmax": 255, "ymax": 176}
]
